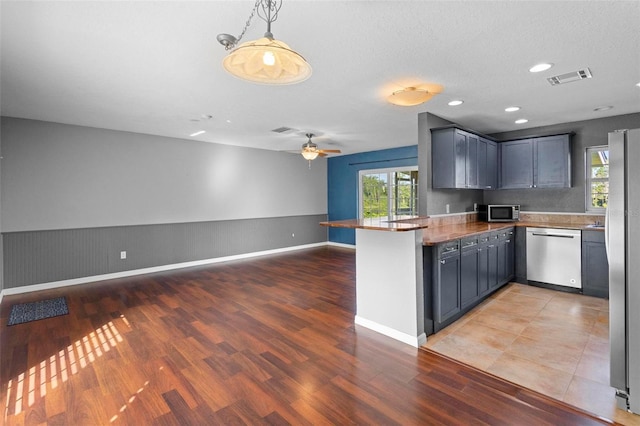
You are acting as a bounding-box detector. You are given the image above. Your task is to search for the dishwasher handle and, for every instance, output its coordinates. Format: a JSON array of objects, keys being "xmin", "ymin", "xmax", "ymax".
[{"xmin": 530, "ymin": 232, "xmax": 575, "ymax": 239}]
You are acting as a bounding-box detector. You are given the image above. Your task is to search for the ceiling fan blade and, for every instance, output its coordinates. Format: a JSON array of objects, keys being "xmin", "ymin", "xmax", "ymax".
[
  {"xmin": 319, "ymin": 149, "xmax": 341, "ymax": 153},
  {"xmin": 317, "ymin": 152, "xmax": 327, "ymax": 157}
]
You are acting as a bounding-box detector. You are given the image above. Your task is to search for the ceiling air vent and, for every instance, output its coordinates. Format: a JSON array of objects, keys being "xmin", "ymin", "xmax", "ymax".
[
  {"xmin": 271, "ymin": 126, "xmax": 297, "ymax": 134},
  {"xmin": 547, "ymin": 68, "xmax": 592, "ymax": 86}
]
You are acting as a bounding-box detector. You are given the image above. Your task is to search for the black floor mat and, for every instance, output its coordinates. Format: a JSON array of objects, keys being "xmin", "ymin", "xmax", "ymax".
[{"xmin": 7, "ymin": 296, "xmax": 69, "ymax": 326}]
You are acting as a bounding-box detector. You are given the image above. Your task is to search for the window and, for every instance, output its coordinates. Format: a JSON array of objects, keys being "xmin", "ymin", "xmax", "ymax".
[
  {"xmin": 359, "ymin": 167, "xmax": 418, "ymax": 219},
  {"xmin": 586, "ymin": 145, "xmax": 609, "ymax": 213}
]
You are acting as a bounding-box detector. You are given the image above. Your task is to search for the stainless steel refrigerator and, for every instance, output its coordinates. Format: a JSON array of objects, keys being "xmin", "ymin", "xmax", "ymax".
[{"xmin": 608, "ymin": 128, "xmax": 640, "ymax": 414}]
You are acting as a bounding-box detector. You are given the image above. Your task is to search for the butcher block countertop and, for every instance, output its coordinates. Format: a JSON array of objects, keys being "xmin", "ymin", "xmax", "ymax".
[
  {"xmin": 320, "ymin": 216, "xmax": 430, "ymax": 232},
  {"xmin": 423, "ymin": 221, "xmax": 604, "ymax": 246}
]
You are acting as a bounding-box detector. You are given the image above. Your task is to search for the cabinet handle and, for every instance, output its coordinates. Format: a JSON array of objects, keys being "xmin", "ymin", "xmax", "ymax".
[
  {"xmin": 530, "ymin": 185, "xmax": 533, "ymax": 188},
  {"xmin": 440, "ymin": 260, "xmax": 446, "ymax": 264},
  {"xmin": 506, "ymin": 239, "xmax": 511, "ymax": 243},
  {"xmin": 489, "ymin": 245, "xmax": 495, "ymax": 248},
  {"xmin": 531, "ymin": 233, "xmax": 574, "ymax": 239}
]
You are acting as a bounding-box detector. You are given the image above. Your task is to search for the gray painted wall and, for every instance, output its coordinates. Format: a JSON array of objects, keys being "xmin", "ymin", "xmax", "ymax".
[
  {"xmin": 418, "ymin": 112, "xmax": 483, "ymax": 216},
  {"xmin": 3, "ymin": 215, "xmax": 327, "ymax": 288},
  {"xmin": 1, "ymin": 117, "xmax": 328, "ymax": 288},
  {"xmin": 485, "ymin": 113, "xmax": 640, "ymax": 212},
  {"xmin": 1, "ymin": 117, "xmax": 327, "ymax": 232},
  {"xmin": 0, "ymin": 125, "xmax": 3, "ymax": 294}
]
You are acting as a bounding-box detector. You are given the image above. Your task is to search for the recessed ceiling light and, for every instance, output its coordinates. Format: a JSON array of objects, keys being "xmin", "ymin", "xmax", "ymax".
[
  {"xmin": 529, "ymin": 63, "xmax": 553, "ymax": 73},
  {"xmin": 515, "ymin": 119, "xmax": 529, "ymax": 124},
  {"xmin": 505, "ymin": 106, "xmax": 520, "ymax": 112},
  {"xmin": 190, "ymin": 130, "xmax": 206, "ymax": 137},
  {"xmin": 594, "ymin": 106, "xmax": 613, "ymax": 112},
  {"xmin": 448, "ymin": 100, "xmax": 464, "ymax": 106}
]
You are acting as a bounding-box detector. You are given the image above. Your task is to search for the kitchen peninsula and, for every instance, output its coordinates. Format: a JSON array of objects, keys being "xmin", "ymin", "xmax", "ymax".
[
  {"xmin": 322, "ymin": 213, "xmax": 607, "ymax": 348},
  {"xmin": 320, "ymin": 217, "xmax": 430, "ymax": 347}
]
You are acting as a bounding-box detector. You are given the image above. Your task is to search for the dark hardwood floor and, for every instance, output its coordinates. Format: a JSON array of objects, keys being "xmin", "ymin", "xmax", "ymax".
[{"xmin": 1, "ymin": 246, "xmax": 617, "ymax": 425}]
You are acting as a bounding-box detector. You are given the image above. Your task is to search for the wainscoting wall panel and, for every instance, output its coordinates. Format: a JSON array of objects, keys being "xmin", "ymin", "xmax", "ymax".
[{"xmin": 3, "ymin": 214, "xmax": 327, "ymax": 288}]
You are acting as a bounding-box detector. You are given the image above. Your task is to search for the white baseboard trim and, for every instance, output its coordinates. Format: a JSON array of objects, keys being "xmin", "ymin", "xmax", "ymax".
[
  {"xmin": 327, "ymin": 241, "xmax": 355, "ymax": 249},
  {"xmin": 354, "ymin": 315, "xmax": 427, "ymax": 348},
  {"xmin": 1, "ymin": 242, "xmax": 327, "ymax": 297}
]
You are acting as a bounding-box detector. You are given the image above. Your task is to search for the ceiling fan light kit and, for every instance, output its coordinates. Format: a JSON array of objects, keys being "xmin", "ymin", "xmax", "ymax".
[
  {"xmin": 301, "ymin": 149, "xmax": 320, "ymax": 161},
  {"xmin": 387, "ymin": 87, "xmax": 435, "ymax": 106},
  {"xmin": 218, "ymin": 0, "xmax": 311, "ymax": 85},
  {"xmin": 300, "ymin": 133, "xmax": 341, "ymax": 168}
]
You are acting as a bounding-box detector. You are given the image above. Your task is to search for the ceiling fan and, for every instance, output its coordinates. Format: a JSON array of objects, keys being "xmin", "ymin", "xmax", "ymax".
[{"xmin": 300, "ymin": 133, "xmax": 341, "ymax": 166}]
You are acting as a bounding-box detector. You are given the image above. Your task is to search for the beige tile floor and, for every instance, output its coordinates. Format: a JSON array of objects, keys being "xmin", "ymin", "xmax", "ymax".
[{"xmin": 424, "ymin": 283, "xmax": 640, "ymax": 425}]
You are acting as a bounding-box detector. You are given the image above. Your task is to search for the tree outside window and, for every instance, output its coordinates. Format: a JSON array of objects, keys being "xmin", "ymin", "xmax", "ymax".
[
  {"xmin": 359, "ymin": 168, "xmax": 418, "ymax": 219},
  {"xmin": 586, "ymin": 146, "xmax": 608, "ymax": 213}
]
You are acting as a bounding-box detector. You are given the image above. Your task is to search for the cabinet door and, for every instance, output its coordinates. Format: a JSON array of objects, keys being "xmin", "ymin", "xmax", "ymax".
[
  {"xmin": 534, "ymin": 135, "xmax": 571, "ymax": 188},
  {"xmin": 500, "ymin": 139, "xmax": 533, "ymax": 189},
  {"xmin": 466, "ymin": 133, "xmax": 479, "ymax": 188},
  {"xmin": 461, "ymin": 242, "xmax": 479, "ymax": 308},
  {"xmin": 582, "ymin": 231, "xmax": 609, "ymax": 298},
  {"xmin": 437, "ymin": 255, "xmax": 461, "ymax": 323},
  {"xmin": 487, "ymin": 237, "xmax": 499, "ymax": 289},
  {"xmin": 485, "ymin": 139, "xmax": 498, "ymax": 190},
  {"xmin": 496, "ymin": 238, "xmax": 507, "ymax": 287},
  {"xmin": 505, "ymin": 229, "xmax": 515, "ymax": 280},
  {"xmin": 432, "ymin": 128, "xmax": 467, "ymax": 189},
  {"xmin": 453, "ymin": 131, "xmax": 467, "ymax": 188},
  {"xmin": 477, "ymin": 234, "xmax": 490, "ymax": 296},
  {"xmin": 478, "ymin": 138, "xmax": 487, "ymax": 188}
]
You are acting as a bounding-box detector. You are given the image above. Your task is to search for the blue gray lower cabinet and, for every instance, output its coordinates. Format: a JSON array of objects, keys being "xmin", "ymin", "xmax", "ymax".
[
  {"xmin": 581, "ymin": 230, "xmax": 609, "ymax": 298},
  {"xmin": 424, "ymin": 227, "xmax": 515, "ymax": 335}
]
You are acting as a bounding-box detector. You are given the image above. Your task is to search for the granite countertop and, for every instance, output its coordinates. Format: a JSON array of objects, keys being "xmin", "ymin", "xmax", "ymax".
[
  {"xmin": 423, "ymin": 221, "xmax": 604, "ymax": 246},
  {"xmin": 320, "ymin": 216, "xmax": 430, "ymax": 232}
]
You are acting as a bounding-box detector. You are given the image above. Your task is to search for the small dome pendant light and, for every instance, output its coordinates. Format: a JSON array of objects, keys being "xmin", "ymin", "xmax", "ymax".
[
  {"xmin": 218, "ymin": 0, "xmax": 312, "ymax": 85},
  {"xmin": 387, "ymin": 87, "xmax": 434, "ymax": 106}
]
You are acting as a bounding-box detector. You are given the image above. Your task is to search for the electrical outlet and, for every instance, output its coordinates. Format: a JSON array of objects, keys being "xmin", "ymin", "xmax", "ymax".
[
  {"xmin": 446, "ymin": 204, "xmax": 450, "ymax": 214},
  {"xmin": 120, "ymin": 251, "xmax": 127, "ymax": 260},
  {"xmin": 292, "ymin": 233, "xmax": 295, "ymax": 238},
  {"xmin": 474, "ymin": 203, "xmax": 478, "ymax": 211}
]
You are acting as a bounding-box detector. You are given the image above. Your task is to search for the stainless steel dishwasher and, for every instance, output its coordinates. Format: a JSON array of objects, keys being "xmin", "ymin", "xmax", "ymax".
[{"xmin": 526, "ymin": 227, "xmax": 582, "ymax": 288}]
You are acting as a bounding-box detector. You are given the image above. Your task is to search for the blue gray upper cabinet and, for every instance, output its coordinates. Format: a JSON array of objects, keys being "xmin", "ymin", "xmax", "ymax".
[
  {"xmin": 432, "ymin": 128, "xmax": 498, "ymax": 189},
  {"xmin": 500, "ymin": 134, "xmax": 571, "ymax": 189},
  {"xmin": 500, "ymin": 139, "xmax": 534, "ymax": 189},
  {"xmin": 481, "ymin": 137, "xmax": 498, "ymax": 190}
]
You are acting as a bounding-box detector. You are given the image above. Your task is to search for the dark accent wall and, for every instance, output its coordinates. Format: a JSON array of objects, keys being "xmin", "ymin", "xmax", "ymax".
[
  {"xmin": 327, "ymin": 146, "xmax": 418, "ymax": 245},
  {"xmin": 418, "ymin": 112, "xmax": 484, "ymax": 215},
  {"xmin": 3, "ymin": 215, "xmax": 327, "ymax": 288},
  {"xmin": 484, "ymin": 113, "xmax": 640, "ymax": 212}
]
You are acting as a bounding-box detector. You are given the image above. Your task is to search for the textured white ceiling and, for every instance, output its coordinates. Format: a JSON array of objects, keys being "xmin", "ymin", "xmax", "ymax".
[{"xmin": 1, "ymin": 1, "xmax": 639, "ymax": 155}]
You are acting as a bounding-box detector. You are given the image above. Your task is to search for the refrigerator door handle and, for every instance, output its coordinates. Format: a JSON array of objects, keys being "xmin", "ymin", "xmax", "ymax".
[{"xmin": 605, "ymin": 207, "xmax": 610, "ymax": 259}]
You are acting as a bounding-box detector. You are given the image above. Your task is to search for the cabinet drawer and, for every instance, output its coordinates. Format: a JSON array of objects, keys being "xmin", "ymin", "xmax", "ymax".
[
  {"xmin": 498, "ymin": 227, "xmax": 515, "ymax": 241},
  {"xmin": 439, "ymin": 240, "xmax": 460, "ymax": 258},
  {"xmin": 582, "ymin": 229, "xmax": 605, "ymax": 243},
  {"xmin": 461, "ymin": 236, "xmax": 479, "ymax": 252},
  {"xmin": 478, "ymin": 234, "xmax": 490, "ymax": 245}
]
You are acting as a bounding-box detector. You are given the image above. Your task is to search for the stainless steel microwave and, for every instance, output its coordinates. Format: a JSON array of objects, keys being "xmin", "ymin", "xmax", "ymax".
[{"xmin": 478, "ymin": 204, "xmax": 520, "ymax": 222}]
